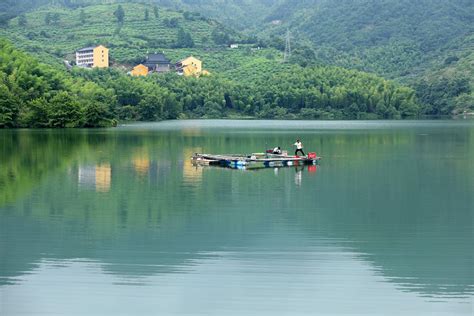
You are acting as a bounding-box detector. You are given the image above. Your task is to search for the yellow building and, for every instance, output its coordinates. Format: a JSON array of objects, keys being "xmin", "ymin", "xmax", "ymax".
[
  {"xmin": 95, "ymin": 163, "xmax": 111, "ymax": 192},
  {"xmin": 176, "ymin": 56, "xmax": 202, "ymax": 77},
  {"xmin": 131, "ymin": 64, "xmax": 149, "ymax": 77},
  {"xmin": 76, "ymin": 45, "xmax": 109, "ymax": 68},
  {"xmin": 132, "ymin": 149, "xmax": 150, "ymax": 177}
]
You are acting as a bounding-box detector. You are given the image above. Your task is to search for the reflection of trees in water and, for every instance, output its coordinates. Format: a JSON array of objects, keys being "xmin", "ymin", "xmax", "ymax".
[
  {"xmin": 291, "ymin": 132, "xmax": 473, "ymax": 297},
  {"xmin": 0, "ymin": 127, "xmax": 472, "ymax": 299},
  {"xmin": 0, "ymin": 131, "xmax": 86, "ymax": 206}
]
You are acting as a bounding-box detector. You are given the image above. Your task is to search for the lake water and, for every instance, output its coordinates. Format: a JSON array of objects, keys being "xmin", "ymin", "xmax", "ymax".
[{"xmin": 0, "ymin": 120, "xmax": 473, "ymax": 315}]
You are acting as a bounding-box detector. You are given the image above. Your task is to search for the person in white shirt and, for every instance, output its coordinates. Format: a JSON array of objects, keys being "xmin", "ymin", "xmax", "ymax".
[
  {"xmin": 273, "ymin": 146, "xmax": 282, "ymax": 154},
  {"xmin": 294, "ymin": 139, "xmax": 305, "ymax": 156}
]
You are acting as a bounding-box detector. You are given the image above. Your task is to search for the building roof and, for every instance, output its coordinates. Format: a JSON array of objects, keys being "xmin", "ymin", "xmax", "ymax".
[
  {"xmin": 134, "ymin": 64, "xmax": 148, "ymax": 69},
  {"xmin": 146, "ymin": 53, "xmax": 170, "ymax": 63},
  {"xmin": 77, "ymin": 45, "xmax": 107, "ymax": 52},
  {"xmin": 77, "ymin": 46, "xmax": 96, "ymax": 52},
  {"xmin": 178, "ymin": 56, "xmax": 201, "ymax": 64}
]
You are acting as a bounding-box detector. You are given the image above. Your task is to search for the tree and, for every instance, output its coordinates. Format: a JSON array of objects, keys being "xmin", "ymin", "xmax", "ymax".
[
  {"xmin": 164, "ymin": 17, "xmax": 179, "ymax": 28},
  {"xmin": 79, "ymin": 9, "xmax": 86, "ymax": 24},
  {"xmin": 144, "ymin": 8, "xmax": 149, "ymax": 21},
  {"xmin": 23, "ymin": 98, "xmax": 50, "ymax": 127},
  {"xmin": 163, "ymin": 93, "xmax": 181, "ymax": 119},
  {"xmin": 183, "ymin": 12, "xmax": 193, "ymax": 20},
  {"xmin": 44, "ymin": 13, "xmax": 51, "ymax": 25},
  {"xmin": 18, "ymin": 14, "xmax": 27, "ymax": 26},
  {"xmin": 51, "ymin": 13, "xmax": 60, "ymax": 24},
  {"xmin": 48, "ymin": 92, "xmax": 82, "ymax": 128},
  {"xmin": 153, "ymin": 5, "xmax": 159, "ymax": 19},
  {"xmin": 211, "ymin": 28, "xmax": 230, "ymax": 45},
  {"xmin": 176, "ymin": 28, "xmax": 194, "ymax": 48},
  {"xmin": 114, "ymin": 5, "xmax": 125, "ymax": 24},
  {"xmin": 138, "ymin": 93, "xmax": 163, "ymax": 121},
  {"xmin": 83, "ymin": 102, "xmax": 114, "ymax": 127},
  {"xmin": 0, "ymin": 82, "xmax": 20, "ymax": 128}
]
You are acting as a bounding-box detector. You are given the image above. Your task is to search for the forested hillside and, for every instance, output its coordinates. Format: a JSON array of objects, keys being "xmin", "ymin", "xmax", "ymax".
[
  {"xmin": 0, "ymin": 39, "xmax": 117, "ymax": 128},
  {"xmin": 0, "ymin": 0, "xmax": 472, "ymax": 124},
  {"xmin": 258, "ymin": 0, "xmax": 474, "ymax": 114},
  {"xmin": 262, "ymin": 0, "xmax": 473, "ymax": 74},
  {"xmin": 0, "ymin": 36, "xmax": 420, "ymax": 128},
  {"xmin": 134, "ymin": 0, "xmax": 474, "ymax": 115}
]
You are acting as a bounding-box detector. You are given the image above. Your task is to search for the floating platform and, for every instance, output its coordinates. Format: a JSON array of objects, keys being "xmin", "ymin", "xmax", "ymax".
[{"xmin": 191, "ymin": 153, "xmax": 321, "ymax": 170}]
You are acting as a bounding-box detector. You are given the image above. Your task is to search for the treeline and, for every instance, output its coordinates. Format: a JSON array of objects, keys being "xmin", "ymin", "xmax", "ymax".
[
  {"xmin": 74, "ymin": 57, "xmax": 420, "ymax": 121},
  {"xmin": 1, "ymin": 38, "xmax": 421, "ymax": 128}
]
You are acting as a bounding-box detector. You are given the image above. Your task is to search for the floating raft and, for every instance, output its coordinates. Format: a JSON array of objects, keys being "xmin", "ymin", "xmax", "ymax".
[{"xmin": 192, "ymin": 153, "xmax": 321, "ymax": 170}]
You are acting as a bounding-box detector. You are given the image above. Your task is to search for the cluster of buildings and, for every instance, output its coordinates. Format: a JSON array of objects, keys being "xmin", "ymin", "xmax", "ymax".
[
  {"xmin": 75, "ymin": 45, "xmax": 209, "ymax": 77},
  {"xmin": 130, "ymin": 53, "xmax": 209, "ymax": 77}
]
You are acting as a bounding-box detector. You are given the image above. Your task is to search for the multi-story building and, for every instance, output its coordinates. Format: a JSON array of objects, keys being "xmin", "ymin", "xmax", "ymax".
[{"xmin": 76, "ymin": 45, "xmax": 109, "ymax": 68}]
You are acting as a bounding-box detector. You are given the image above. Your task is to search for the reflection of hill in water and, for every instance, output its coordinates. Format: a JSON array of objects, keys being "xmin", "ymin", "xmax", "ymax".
[
  {"xmin": 0, "ymin": 125, "xmax": 472, "ymax": 298},
  {"xmin": 304, "ymin": 130, "xmax": 473, "ymax": 297},
  {"xmin": 296, "ymin": 150, "xmax": 473, "ymax": 297}
]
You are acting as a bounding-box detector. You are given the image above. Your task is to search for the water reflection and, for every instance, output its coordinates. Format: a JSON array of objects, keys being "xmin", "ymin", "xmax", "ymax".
[
  {"xmin": 182, "ymin": 148, "xmax": 203, "ymax": 184},
  {"xmin": 78, "ymin": 163, "xmax": 111, "ymax": 192},
  {"xmin": 0, "ymin": 121, "xmax": 473, "ymax": 314}
]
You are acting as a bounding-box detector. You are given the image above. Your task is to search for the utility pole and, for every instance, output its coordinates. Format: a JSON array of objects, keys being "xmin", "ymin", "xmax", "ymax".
[{"xmin": 283, "ymin": 28, "xmax": 291, "ymax": 63}]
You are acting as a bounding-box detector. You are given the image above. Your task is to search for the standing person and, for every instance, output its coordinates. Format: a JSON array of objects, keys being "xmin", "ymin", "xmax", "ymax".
[{"xmin": 294, "ymin": 139, "xmax": 305, "ymax": 156}]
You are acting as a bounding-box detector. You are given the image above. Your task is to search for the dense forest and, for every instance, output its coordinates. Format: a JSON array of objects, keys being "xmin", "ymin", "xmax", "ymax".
[
  {"xmin": 0, "ymin": 0, "xmax": 472, "ymax": 128},
  {"xmin": 0, "ymin": 37, "xmax": 419, "ymax": 128},
  {"xmin": 170, "ymin": 0, "xmax": 474, "ymax": 114},
  {"xmin": 0, "ymin": 39, "xmax": 117, "ymax": 127}
]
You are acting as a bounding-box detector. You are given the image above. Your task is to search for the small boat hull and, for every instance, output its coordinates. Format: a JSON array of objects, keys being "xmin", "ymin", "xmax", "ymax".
[{"xmin": 192, "ymin": 153, "xmax": 321, "ymax": 170}]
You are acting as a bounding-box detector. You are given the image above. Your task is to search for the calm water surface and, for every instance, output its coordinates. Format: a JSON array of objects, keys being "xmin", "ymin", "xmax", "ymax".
[{"xmin": 1, "ymin": 120, "xmax": 473, "ymax": 315}]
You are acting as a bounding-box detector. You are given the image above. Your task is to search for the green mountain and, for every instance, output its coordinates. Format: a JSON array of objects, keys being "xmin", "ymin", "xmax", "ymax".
[
  {"xmin": 136, "ymin": 0, "xmax": 474, "ymax": 114},
  {"xmin": 261, "ymin": 1, "xmax": 473, "ymax": 73},
  {"xmin": 1, "ymin": 1, "xmax": 468, "ymax": 127}
]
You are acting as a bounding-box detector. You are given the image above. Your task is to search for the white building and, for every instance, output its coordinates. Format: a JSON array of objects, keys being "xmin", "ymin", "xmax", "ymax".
[{"xmin": 75, "ymin": 45, "xmax": 109, "ymax": 68}]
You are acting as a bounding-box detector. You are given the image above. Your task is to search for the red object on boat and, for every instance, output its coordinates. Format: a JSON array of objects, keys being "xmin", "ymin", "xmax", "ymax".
[{"xmin": 307, "ymin": 152, "xmax": 317, "ymax": 159}]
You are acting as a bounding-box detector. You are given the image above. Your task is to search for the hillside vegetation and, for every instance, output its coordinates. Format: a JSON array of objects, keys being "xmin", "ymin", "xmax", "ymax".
[
  {"xmin": 0, "ymin": 38, "xmax": 117, "ymax": 128},
  {"xmin": 0, "ymin": 3, "xmax": 245, "ymax": 65},
  {"xmin": 262, "ymin": 0, "xmax": 474, "ymax": 76},
  {"xmin": 103, "ymin": 0, "xmax": 473, "ymax": 115},
  {"xmin": 2, "ymin": 1, "xmax": 468, "ymax": 128},
  {"xmin": 0, "ymin": 34, "xmax": 420, "ymax": 128},
  {"xmin": 2, "ymin": 0, "xmax": 470, "ymax": 115},
  {"xmin": 192, "ymin": 0, "xmax": 474, "ymax": 114}
]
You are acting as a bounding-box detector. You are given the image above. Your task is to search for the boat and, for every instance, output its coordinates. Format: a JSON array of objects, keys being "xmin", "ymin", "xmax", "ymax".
[{"xmin": 191, "ymin": 151, "xmax": 321, "ymax": 170}]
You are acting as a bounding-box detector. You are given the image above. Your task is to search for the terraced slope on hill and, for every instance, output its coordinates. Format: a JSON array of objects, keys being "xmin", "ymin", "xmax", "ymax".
[{"xmin": 0, "ymin": 3, "xmax": 245, "ymax": 66}]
